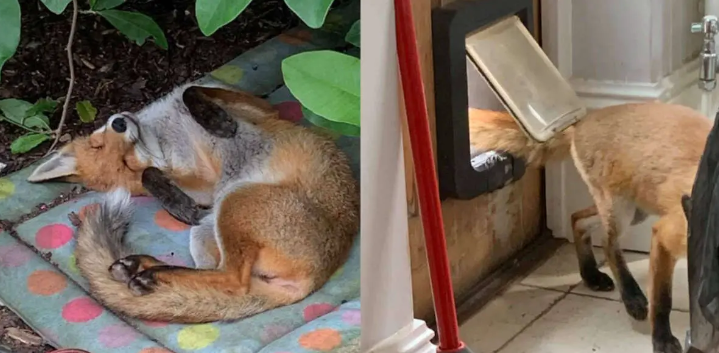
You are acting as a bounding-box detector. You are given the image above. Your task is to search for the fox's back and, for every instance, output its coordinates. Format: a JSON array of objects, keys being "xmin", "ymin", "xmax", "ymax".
[{"xmin": 571, "ymin": 102, "xmax": 712, "ymax": 213}]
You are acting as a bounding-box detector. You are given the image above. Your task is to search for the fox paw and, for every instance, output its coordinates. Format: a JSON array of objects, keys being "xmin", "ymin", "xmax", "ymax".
[
  {"xmin": 128, "ymin": 271, "xmax": 158, "ymax": 296},
  {"xmin": 582, "ymin": 270, "xmax": 615, "ymax": 292},
  {"xmin": 623, "ymin": 294, "xmax": 649, "ymax": 321},
  {"xmin": 652, "ymin": 335, "xmax": 682, "ymax": 353},
  {"xmin": 109, "ymin": 257, "xmax": 142, "ymax": 283}
]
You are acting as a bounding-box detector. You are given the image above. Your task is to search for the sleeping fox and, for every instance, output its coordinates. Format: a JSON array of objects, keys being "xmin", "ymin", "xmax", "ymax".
[
  {"xmin": 468, "ymin": 103, "xmax": 711, "ymax": 353},
  {"xmin": 28, "ymin": 84, "xmax": 360, "ymax": 323}
]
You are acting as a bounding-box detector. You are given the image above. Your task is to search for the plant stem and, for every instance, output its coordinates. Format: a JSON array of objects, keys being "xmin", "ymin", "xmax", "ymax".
[
  {"xmin": 2, "ymin": 118, "xmax": 47, "ymax": 135},
  {"xmin": 46, "ymin": 0, "xmax": 78, "ymax": 155}
]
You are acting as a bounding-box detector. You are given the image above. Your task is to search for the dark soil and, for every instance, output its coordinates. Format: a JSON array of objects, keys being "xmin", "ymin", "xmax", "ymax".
[{"xmin": 0, "ymin": 0, "xmax": 298, "ymax": 177}]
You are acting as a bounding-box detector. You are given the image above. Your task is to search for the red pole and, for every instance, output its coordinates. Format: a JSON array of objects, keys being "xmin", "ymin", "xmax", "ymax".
[{"xmin": 394, "ymin": 0, "xmax": 465, "ymax": 352}]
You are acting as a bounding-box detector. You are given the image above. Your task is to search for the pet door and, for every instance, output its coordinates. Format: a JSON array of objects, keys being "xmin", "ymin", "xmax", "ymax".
[
  {"xmin": 433, "ymin": 0, "xmax": 586, "ymax": 200},
  {"xmin": 466, "ymin": 16, "xmax": 584, "ymax": 142}
]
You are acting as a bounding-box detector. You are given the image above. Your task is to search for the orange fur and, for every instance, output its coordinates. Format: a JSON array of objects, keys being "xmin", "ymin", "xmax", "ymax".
[{"xmin": 469, "ymin": 103, "xmax": 711, "ymax": 353}]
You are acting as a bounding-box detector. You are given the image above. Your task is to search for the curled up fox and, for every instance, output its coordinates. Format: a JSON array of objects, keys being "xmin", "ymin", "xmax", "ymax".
[
  {"xmin": 28, "ymin": 84, "xmax": 360, "ymax": 323},
  {"xmin": 468, "ymin": 103, "xmax": 711, "ymax": 353}
]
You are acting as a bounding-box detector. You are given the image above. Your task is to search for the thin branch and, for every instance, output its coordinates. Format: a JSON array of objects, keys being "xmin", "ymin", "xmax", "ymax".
[{"xmin": 46, "ymin": 0, "xmax": 79, "ymax": 155}]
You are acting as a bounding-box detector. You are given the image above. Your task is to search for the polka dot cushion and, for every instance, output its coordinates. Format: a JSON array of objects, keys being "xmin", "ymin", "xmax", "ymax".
[{"xmin": 259, "ymin": 300, "xmax": 360, "ymax": 353}]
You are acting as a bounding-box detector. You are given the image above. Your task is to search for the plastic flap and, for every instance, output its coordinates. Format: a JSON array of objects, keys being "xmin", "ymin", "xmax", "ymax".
[{"xmin": 465, "ymin": 15, "xmax": 585, "ymax": 142}]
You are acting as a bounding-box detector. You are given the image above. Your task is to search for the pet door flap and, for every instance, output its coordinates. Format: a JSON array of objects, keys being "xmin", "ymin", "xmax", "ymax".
[{"xmin": 465, "ymin": 15, "xmax": 585, "ymax": 142}]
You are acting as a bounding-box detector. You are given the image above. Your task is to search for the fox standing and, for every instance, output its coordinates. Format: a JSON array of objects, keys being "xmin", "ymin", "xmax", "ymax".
[
  {"xmin": 468, "ymin": 103, "xmax": 711, "ymax": 353},
  {"xmin": 28, "ymin": 84, "xmax": 360, "ymax": 323}
]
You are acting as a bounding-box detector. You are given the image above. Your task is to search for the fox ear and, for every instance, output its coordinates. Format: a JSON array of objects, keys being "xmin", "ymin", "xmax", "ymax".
[{"xmin": 27, "ymin": 150, "xmax": 78, "ymax": 183}]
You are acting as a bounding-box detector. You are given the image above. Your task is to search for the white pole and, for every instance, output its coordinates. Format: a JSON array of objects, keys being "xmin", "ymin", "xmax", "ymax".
[{"xmin": 360, "ymin": 0, "xmax": 435, "ymax": 352}]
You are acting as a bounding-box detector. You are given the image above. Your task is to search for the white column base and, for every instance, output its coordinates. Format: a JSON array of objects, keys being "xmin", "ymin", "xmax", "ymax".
[
  {"xmin": 367, "ymin": 320, "xmax": 437, "ymax": 353},
  {"xmin": 569, "ymin": 58, "xmax": 700, "ymax": 109}
]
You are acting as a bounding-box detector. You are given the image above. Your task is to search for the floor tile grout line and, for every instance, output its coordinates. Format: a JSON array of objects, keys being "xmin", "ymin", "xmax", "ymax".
[
  {"xmin": 492, "ymin": 288, "xmax": 574, "ymax": 353},
  {"xmin": 519, "ymin": 282, "xmax": 573, "ymax": 294},
  {"xmin": 492, "ymin": 278, "xmax": 589, "ymax": 353}
]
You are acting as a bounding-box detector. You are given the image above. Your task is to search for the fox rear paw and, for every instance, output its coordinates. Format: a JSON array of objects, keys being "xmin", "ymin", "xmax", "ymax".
[
  {"xmin": 581, "ymin": 270, "xmax": 615, "ymax": 292},
  {"xmin": 127, "ymin": 271, "xmax": 158, "ymax": 296},
  {"xmin": 109, "ymin": 255, "xmax": 164, "ymax": 295},
  {"xmin": 652, "ymin": 335, "xmax": 682, "ymax": 353},
  {"xmin": 624, "ymin": 295, "xmax": 649, "ymax": 321},
  {"xmin": 109, "ymin": 257, "xmax": 142, "ymax": 283}
]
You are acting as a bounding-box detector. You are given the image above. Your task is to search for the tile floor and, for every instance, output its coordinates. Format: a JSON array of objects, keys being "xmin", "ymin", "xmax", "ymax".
[{"xmin": 460, "ymin": 243, "xmax": 691, "ymax": 353}]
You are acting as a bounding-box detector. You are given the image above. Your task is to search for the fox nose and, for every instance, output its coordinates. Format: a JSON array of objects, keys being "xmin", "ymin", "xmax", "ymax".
[{"xmin": 111, "ymin": 117, "xmax": 127, "ymax": 133}]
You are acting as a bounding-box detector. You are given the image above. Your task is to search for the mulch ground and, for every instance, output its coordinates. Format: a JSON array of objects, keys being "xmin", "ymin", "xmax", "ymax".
[
  {"xmin": 0, "ymin": 306, "xmax": 54, "ymax": 353},
  {"xmin": 0, "ymin": 0, "xmax": 299, "ymax": 351},
  {"xmin": 0, "ymin": 0, "xmax": 299, "ymax": 177}
]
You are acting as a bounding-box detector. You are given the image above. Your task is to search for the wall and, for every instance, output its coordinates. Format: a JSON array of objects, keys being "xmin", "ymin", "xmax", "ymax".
[
  {"xmin": 570, "ymin": 0, "xmax": 701, "ymax": 83},
  {"xmin": 562, "ymin": 0, "xmax": 702, "ymax": 107},
  {"xmin": 407, "ymin": 0, "xmax": 544, "ymax": 321}
]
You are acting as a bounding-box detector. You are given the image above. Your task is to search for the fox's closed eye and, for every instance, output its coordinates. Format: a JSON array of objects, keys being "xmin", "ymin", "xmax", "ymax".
[{"xmin": 89, "ymin": 133, "xmax": 105, "ymax": 149}]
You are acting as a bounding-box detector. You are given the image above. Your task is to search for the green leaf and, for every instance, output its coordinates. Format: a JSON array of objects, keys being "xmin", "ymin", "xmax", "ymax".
[
  {"xmin": 11, "ymin": 133, "xmax": 50, "ymax": 154},
  {"xmin": 98, "ymin": 10, "xmax": 168, "ymax": 49},
  {"xmin": 40, "ymin": 0, "xmax": 71, "ymax": 14},
  {"xmin": 0, "ymin": 98, "xmax": 50, "ymax": 130},
  {"xmin": 0, "ymin": 99, "xmax": 33, "ymax": 123},
  {"xmin": 76, "ymin": 100, "xmax": 97, "ymax": 123},
  {"xmin": 284, "ymin": 0, "xmax": 333, "ymax": 29},
  {"xmin": 0, "ymin": 0, "xmax": 21, "ymax": 82},
  {"xmin": 92, "ymin": 0, "xmax": 125, "ymax": 10},
  {"xmin": 195, "ymin": 0, "xmax": 252, "ymax": 36},
  {"xmin": 23, "ymin": 115, "xmax": 51, "ymax": 130},
  {"xmin": 282, "ymin": 50, "xmax": 359, "ymax": 128},
  {"xmin": 27, "ymin": 98, "xmax": 58, "ymax": 116},
  {"xmin": 302, "ymin": 106, "xmax": 359, "ymax": 136},
  {"xmin": 345, "ymin": 20, "xmax": 360, "ymax": 47}
]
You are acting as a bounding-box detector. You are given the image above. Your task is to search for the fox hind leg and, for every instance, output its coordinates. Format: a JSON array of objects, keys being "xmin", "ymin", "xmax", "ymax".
[
  {"xmin": 571, "ymin": 205, "xmax": 615, "ymax": 291},
  {"xmin": 649, "ymin": 212, "xmax": 685, "ymax": 353},
  {"xmin": 109, "ymin": 249, "xmax": 255, "ymax": 296},
  {"xmin": 595, "ymin": 195, "xmax": 648, "ymax": 321}
]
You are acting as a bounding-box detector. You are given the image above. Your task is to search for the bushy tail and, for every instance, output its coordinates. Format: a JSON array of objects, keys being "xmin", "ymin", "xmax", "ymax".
[
  {"xmin": 468, "ymin": 108, "xmax": 572, "ymax": 167},
  {"xmin": 75, "ymin": 189, "xmax": 278, "ymax": 323}
]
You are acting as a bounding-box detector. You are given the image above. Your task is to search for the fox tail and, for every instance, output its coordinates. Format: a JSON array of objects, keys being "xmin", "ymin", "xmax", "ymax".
[
  {"xmin": 75, "ymin": 189, "xmax": 278, "ymax": 323},
  {"xmin": 468, "ymin": 109, "xmax": 572, "ymax": 167}
]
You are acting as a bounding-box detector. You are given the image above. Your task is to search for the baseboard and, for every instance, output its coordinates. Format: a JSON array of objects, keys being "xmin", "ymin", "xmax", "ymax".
[{"xmin": 569, "ymin": 58, "xmax": 700, "ymax": 109}]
